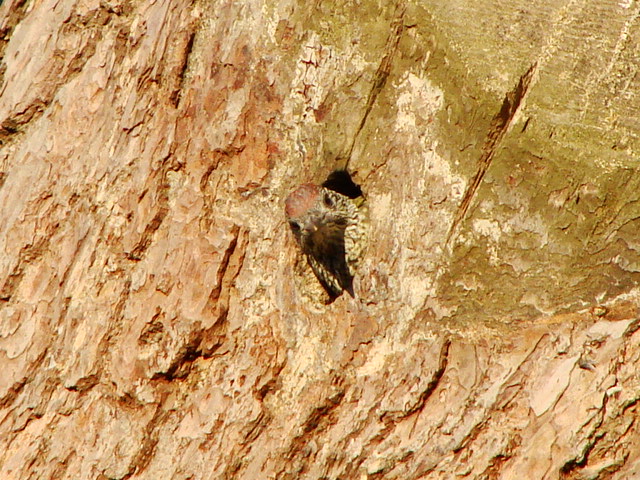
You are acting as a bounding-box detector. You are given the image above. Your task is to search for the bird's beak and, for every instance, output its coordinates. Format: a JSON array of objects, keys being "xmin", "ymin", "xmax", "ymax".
[{"xmin": 303, "ymin": 219, "xmax": 320, "ymax": 235}]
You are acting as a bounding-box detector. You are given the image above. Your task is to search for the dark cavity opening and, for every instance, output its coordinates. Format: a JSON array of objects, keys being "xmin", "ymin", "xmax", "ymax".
[{"xmin": 322, "ymin": 170, "xmax": 363, "ymax": 199}]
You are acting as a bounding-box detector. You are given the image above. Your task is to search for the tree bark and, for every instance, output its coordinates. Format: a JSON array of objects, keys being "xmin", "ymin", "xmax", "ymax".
[{"xmin": 1, "ymin": 0, "xmax": 640, "ymax": 478}]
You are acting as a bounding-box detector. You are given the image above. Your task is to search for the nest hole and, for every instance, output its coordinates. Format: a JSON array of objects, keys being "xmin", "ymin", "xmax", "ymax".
[{"xmin": 322, "ymin": 170, "xmax": 363, "ymax": 199}]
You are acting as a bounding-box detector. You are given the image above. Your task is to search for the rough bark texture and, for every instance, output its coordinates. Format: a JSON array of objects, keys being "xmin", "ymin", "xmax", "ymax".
[{"xmin": 1, "ymin": 0, "xmax": 640, "ymax": 479}]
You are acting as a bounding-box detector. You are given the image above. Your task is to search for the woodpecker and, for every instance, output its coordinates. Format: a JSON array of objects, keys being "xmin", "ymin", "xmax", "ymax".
[{"xmin": 285, "ymin": 183, "xmax": 367, "ymax": 299}]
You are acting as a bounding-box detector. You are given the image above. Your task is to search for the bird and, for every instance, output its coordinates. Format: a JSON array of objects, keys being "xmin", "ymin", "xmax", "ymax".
[{"xmin": 285, "ymin": 183, "xmax": 367, "ymax": 300}]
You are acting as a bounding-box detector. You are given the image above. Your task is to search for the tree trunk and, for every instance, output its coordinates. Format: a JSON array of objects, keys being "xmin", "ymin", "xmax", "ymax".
[{"xmin": 1, "ymin": 0, "xmax": 639, "ymax": 478}]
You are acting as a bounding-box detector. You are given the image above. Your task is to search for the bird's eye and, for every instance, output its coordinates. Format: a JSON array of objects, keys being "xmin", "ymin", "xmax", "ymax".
[
  {"xmin": 323, "ymin": 192, "xmax": 335, "ymax": 208},
  {"xmin": 289, "ymin": 220, "xmax": 301, "ymax": 233}
]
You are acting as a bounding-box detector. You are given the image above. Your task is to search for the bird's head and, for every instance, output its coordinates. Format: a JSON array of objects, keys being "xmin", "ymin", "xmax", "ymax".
[{"xmin": 285, "ymin": 184, "xmax": 346, "ymax": 249}]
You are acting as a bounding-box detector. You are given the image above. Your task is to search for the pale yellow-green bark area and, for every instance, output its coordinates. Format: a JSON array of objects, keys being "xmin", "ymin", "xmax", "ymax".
[{"xmin": 1, "ymin": 0, "xmax": 639, "ymax": 478}]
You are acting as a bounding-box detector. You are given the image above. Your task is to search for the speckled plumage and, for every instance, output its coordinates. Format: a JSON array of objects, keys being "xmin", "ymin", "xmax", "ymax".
[{"xmin": 285, "ymin": 183, "xmax": 367, "ymax": 299}]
